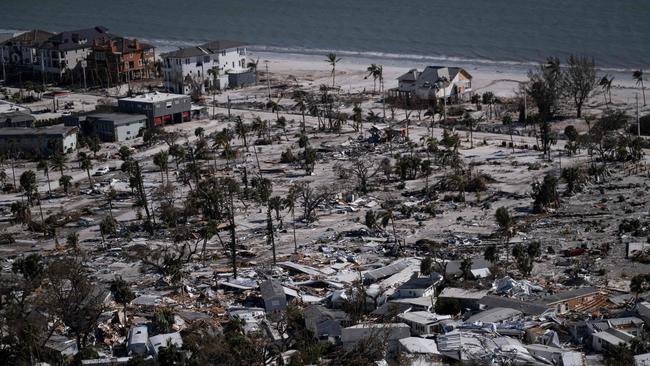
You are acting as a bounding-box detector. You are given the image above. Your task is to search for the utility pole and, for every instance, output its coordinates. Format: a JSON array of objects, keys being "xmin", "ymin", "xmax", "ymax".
[
  {"xmin": 81, "ymin": 60, "xmax": 87, "ymax": 90},
  {"xmin": 40, "ymin": 50, "xmax": 45, "ymax": 88},
  {"xmin": 1, "ymin": 47, "xmax": 6, "ymax": 84},
  {"xmin": 265, "ymin": 60, "xmax": 271, "ymax": 99},
  {"xmin": 634, "ymin": 93, "xmax": 641, "ymax": 138}
]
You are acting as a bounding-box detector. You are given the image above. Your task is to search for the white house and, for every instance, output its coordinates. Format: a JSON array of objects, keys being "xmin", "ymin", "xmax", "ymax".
[
  {"xmin": 393, "ymin": 273, "xmax": 443, "ymax": 299},
  {"xmin": 390, "ymin": 66, "xmax": 473, "ymax": 102},
  {"xmin": 162, "ymin": 40, "xmax": 254, "ymax": 95}
]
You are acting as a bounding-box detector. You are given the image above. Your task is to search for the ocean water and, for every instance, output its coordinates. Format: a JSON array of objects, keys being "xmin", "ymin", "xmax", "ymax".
[{"xmin": 1, "ymin": 0, "xmax": 648, "ymax": 70}]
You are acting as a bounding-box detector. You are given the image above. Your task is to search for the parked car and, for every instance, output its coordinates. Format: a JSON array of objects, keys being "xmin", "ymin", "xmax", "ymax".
[{"xmin": 94, "ymin": 166, "xmax": 110, "ymax": 176}]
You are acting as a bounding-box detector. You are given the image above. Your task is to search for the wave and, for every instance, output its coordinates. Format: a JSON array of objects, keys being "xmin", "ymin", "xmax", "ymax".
[{"xmin": 249, "ymin": 45, "xmax": 641, "ymax": 74}]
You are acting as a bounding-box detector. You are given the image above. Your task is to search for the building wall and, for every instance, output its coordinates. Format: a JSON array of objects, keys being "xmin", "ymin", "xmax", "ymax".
[
  {"xmin": 0, "ymin": 131, "xmax": 77, "ymax": 157},
  {"xmin": 115, "ymin": 122, "xmax": 144, "ymax": 142},
  {"xmin": 118, "ymin": 96, "xmax": 191, "ymax": 127},
  {"xmin": 38, "ymin": 47, "xmax": 92, "ymax": 76}
]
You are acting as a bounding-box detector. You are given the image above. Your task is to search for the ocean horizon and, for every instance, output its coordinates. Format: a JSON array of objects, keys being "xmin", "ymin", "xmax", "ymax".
[{"xmin": 2, "ymin": 0, "xmax": 648, "ymax": 71}]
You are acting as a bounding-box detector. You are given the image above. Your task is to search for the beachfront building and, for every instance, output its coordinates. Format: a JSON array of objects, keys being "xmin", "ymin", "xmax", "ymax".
[
  {"xmin": 390, "ymin": 66, "xmax": 472, "ymax": 103},
  {"xmin": 86, "ymin": 37, "xmax": 155, "ymax": 87},
  {"xmin": 118, "ymin": 92, "xmax": 191, "ymax": 127},
  {"xmin": 0, "ymin": 125, "xmax": 78, "ymax": 157},
  {"xmin": 0, "ymin": 30, "xmax": 54, "ymax": 77},
  {"xmin": 36, "ymin": 26, "xmax": 112, "ymax": 82},
  {"xmin": 161, "ymin": 40, "xmax": 254, "ymax": 95}
]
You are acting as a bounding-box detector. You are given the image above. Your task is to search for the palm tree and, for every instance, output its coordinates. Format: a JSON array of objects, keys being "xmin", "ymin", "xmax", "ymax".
[
  {"xmin": 59, "ymin": 175, "xmax": 72, "ymax": 195},
  {"xmin": 246, "ymin": 58, "xmax": 259, "ymax": 84},
  {"xmin": 234, "ymin": 117, "xmax": 250, "ymax": 151},
  {"xmin": 599, "ymin": 75, "xmax": 614, "ymax": 107},
  {"xmin": 11, "ymin": 201, "xmax": 31, "ymax": 226},
  {"xmin": 79, "ymin": 152, "xmax": 93, "ymax": 187},
  {"xmin": 50, "ymin": 153, "xmax": 68, "ymax": 177},
  {"xmin": 293, "ymin": 94, "xmax": 308, "ymax": 133},
  {"xmin": 365, "ymin": 64, "xmax": 380, "ymax": 93},
  {"xmin": 19, "ymin": 170, "xmax": 37, "ymax": 205},
  {"xmin": 284, "ymin": 188, "xmax": 298, "ymax": 253},
  {"xmin": 36, "ymin": 159, "xmax": 52, "ymax": 197},
  {"xmin": 352, "ymin": 103, "xmax": 363, "ymax": 136},
  {"xmin": 495, "ymin": 207, "xmax": 514, "ymax": 270},
  {"xmin": 633, "ymin": 70, "xmax": 646, "ymax": 106},
  {"xmin": 266, "ymin": 98, "xmax": 283, "ymax": 121},
  {"xmin": 380, "ymin": 209, "xmax": 401, "ymax": 255},
  {"xmin": 326, "ymin": 53, "xmax": 341, "ymax": 88}
]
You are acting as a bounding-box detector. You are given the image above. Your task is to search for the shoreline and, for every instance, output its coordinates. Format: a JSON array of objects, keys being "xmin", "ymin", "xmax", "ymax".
[{"xmin": 1, "ymin": 27, "xmax": 645, "ymax": 74}]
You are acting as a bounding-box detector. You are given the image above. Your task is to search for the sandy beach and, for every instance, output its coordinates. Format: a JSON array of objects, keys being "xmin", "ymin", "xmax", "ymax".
[{"xmin": 249, "ymin": 50, "xmax": 645, "ymax": 106}]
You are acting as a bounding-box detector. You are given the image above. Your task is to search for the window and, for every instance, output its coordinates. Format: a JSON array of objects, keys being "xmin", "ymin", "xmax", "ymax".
[
  {"xmin": 221, "ymin": 50, "xmax": 226, "ymax": 56},
  {"xmin": 232, "ymin": 62, "xmax": 234, "ymax": 68},
  {"xmin": 204, "ymin": 56, "xmax": 210, "ymax": 63},
  {"xmin": 185, "ymin": 58, "xmax": 190, "ymax": 65},
  {"xmin": 166, "ymin": 102, "xmax": 172, "ymax": 108}
]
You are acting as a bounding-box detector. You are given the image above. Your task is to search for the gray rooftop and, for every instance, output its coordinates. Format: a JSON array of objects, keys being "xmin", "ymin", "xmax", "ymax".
[
  {"xmin": 479, "ymin": 295, "xmax": 549, "ymax": 316},
  {"xmin": 88, "ymin": 113, "xmax": 147, "ymax": 126},
  {"xmin": 162, "ymin": 40, "xmax": 247, "ymax": 59},
  {"xmin": 0, "ymin": 125, "xmax": 77, "ymax": 137},
  {"xmin": 466, "ymin": 307, "xmax": 522, "ymax": 323},
  {"xmin": 541, "ymin": 287, "xmax": 600, "ymax": 304}
]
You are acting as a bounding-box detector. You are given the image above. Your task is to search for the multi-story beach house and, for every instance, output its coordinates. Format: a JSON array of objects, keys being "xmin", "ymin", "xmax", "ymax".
[
  {"xmin": 36, "ymin": 26, "xmax": 112, "ymax": 82},
  {"xmin": 87, "ymin": 37, "xmax": 156, "ymax": 86},
  {"xmin": 390, "ymin": 66, "xmax": 473, "ymax": 103},
  {"xmin": 0, "ymin": 30, "xmax": 54, "ymax": 74},
  {"xmin": 161, "ymin": 40, "xmax": 255, "ymax": 95}
]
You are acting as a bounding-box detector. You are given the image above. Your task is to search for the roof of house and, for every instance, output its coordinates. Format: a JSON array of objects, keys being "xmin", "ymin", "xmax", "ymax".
[
  {"xmin": 421, "ymin": 66, "xmax": 471, "ymax": 83},
  {"xmin": 98, "ymin": 36, "xmax": 154, "ymax": 52},
  {"xmin": 466, "ymin": 307, "xmax": 523, "ymax": 323},
  {"xmin": 1, "ymin": 111, "xmax": 35, "ymax": 122},
  {"xmin": 397, "ymin": 69, "xmax": 420, "ymax": 82},
  {"xmin": 479, "ymin": 295, "xmax": 549, "ymax": 316},
  {"xmin": 305, "ymin": 305, "xmax": 349, "ymax": 322},
  {"xmin": 148, "ymin": 332, "xmax": 183, "ymax": 355},
  {"xmin": 1, "ymin": 29, "xmax": 55, "ymax": 46},
  {"xmin": 397, "ymin": 274, "xmax": 442, "ymax": 290},
  {"xmin": 399, "ymin": 337, "xmax": 440, "ymax": 355},
  {"xmin": 162, "ymin": 40, "xmax": 247, "ymax": 58},
  {"xmin": 592, "ymin": 330, "xmax": 627, "ymax": 346},
  {"xmin": 0, "ymin": 125, "xmax": 77, "ymax": 137},
  {"xmin": 88, "ymin": 113, "xmax": 147, "ymax": 126},
  {"xmin": 398, "ymin": 311, "xmax": 451, "ymax": 325},
  {"xmin": 541, "ymin": 287, "xmax": 600, "ymax": 304},
  {"xmin": 40, "ymin": 26, "xmax": 110, "ymax": 51},
  {"xmin": 364, "ymin": 259, "xmax": 415, "ymax": 282},
  {"xmin": 438, "ymin": 287, "xmax": 488, "ymax": 300}
]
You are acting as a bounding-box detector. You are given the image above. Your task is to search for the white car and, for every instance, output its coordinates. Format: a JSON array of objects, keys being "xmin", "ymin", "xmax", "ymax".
[{"xmin": 94, "ymin": 166, "xmax": 110, "ymax": 176}]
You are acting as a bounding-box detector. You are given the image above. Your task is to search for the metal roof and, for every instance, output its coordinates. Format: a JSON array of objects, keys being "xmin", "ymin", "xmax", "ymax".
[
  {"xmin": 541, "ymin": 287, "xmax": 600, "ymax": 304},
  {"xmin": 399, "ymin": 337, "xmax": 440, "ymax": 355},
  {"xmin": 466, "ymin": 307, "xmax": 522, "ymax": 323}
]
